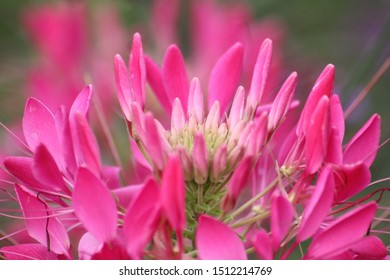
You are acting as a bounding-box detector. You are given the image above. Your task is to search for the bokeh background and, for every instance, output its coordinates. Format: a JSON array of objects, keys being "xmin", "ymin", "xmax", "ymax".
[{"xmin": 0, "ymin": 0, "xmax": 389, "ymax": 248}]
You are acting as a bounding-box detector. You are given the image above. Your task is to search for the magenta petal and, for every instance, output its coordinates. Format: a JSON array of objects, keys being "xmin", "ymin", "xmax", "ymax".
[
  {"xmin": 297, "ymin": 167, "xmax": 335, "ymax": 242},
  {"xmin": 223, "ymin": 156, "xmax": 253, "ymax": 212},
  {"xmin": 123, "ymin": 179, "xmax": 161, "ymax": 259},
  {"xmin": 187, "ymin": 77, "xmax": 204, "ymax": 123},
  {"xmin": 162, "ymin": 45, "xmax": 190, "ymax": 112},
  {"xmin": 101, "ymin": 165, "xmax": 121, "ymax": 189},
  {"xmin": 351, "ymin": 236, "xmax": 387, "ymax": 259},
  {"xmin": 145, "ymin": 56, "xmax": 171, "ymax": 114},
  {"xmin": 306, "ymin": 202, "xmax": 377, "ymax": 259},
  {"xmin": 228, "ymin": 86, "xmax": 246, "ymax": 130},
  {"xmin": 161, "ymin": 156, "xmax": 186, "ymax": 233},
  {"xmin": 208, "ymin": 43, "xmax": 244, "ymax": 115},
  {"xmin": 192, "ymin": 133, "xmax": 208, "ymax": 184},
  {"xmin": 329, "ymin": 94, "xmax": 345, "ymax": 141},
  {"xmin": 196, "ymin": 215, "xmax": 247, "ymax": 260},
  {"xmin": 33, "ymin": 144, "xmax": 68, "ymax": 194},
  {"xmin": 247, "ymin": 39, "xmax": 273, "ymax": 110},
  {"xmin": 15, "ymin": 185, "xmax": 70, "ymax": 257},
  {"xmin": 5, "ymin": 156, "xmax": 44, "ymax": 190},
  {"xmin": 0, "ymin": 244, "xmax": 58, "ymax": 260},
  {"xmin": 305, "ymin": 95, "xmax": 330, "ymax": 174},
  {"xmin": 334, "ymin": 162, "xmax": 371, "ymax": 203},
  {"xmin": 271, "ymin": 194, "xmax": 294, "ymax": 249},
  {"xmin": 73, "ymin": 167, "xmax": 117, "ymax": 243},
  {"xmin": 297, "ymin": 64, "xmax": 335, "ymax": 136},
  {"xmin": 343, "ymin": 114, "xmax": 381, "ymax": 167},
  {"xmin": 268, "ymin": 72, "xmax": 297, "ymax": 131},
  {"xmin": 145, "ymin": 113, "xmax": 166, "ymax": 170},
  {"xmin": 253, "ymin": 229, "xmax": 273, "ymax": 260},
  {"xmin": 23, "ymin": 97, "xmax": 60, "ymax": 156},
  {"xmin": 114, "ymin": 54, "xmax": 133, "ymax": 120},
  {"xmin": 129, "ymin": 33, "xmax": 146, "ymax": 107},
  {"xmin": 69, "ymin": 85, "xmax": 93, "ymax": 118},
  {"xmin": 71, "ymin": 112, "xmax": 101, "ymax": 176},
  {"xmin": 78, "ymin": 232, "xmax": 103, "ymax": 260},
  {"xmin": 112, "ymin": 184, "xmax": 143, "ymax": 209},
  {"xmin": 325, "ymin": 127, "xmax": 343, "ymax": 165},
  {"xmin": 171, "ymin": 98, "xmax": 186, "ymax": 132}
]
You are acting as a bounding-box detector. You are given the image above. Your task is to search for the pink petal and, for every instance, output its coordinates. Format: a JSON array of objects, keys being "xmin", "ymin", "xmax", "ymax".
[
  {"xmin": 325, "ymin": 127, "xmax": 343, "ymax": 165},
  {"xmin": 161, "ymin": 156, "xmax": 186, "ymax": 233},
  {"xmin": 196, "ymin": 215, "xmax": 247, "ymax": 260},
  {"xmin": 32, "ymin": 144, "xmax": 69, "ymax": 194},
  {"xmin": 343, "ymin": 114, "xmax": 381, "ymax": 167},
  {"xmin": 130, "ymin": 102, "xmax": 146, "ymax": 142},
  {"xmin": 5, "ymin": 156, "xmax": 45, "ymax": 191},
  {"xmin": 145, "ymin": 113, "xmax": 166, "ymax": 170},
  {"xmin": 247, "ymin": 112, "xmax": 268, "ymax": 157},
  {"xmin": 78, "ymin": 232, "xmax": 103, "ymax": 260},
  {"xmin": 305, "ymin": 95, "xmax": 330, "ymax": 174},
  {"xmin": 247, "ymin": 39, "xmax": 273, "ymax": 111},
  {"xmin": 70, "ymin": 112, "xmax": 101, "ymax": 176},
  {"xmin": 306, "ymin": 202, "xmax": 377, "ymax": 259},
  {"xmin": 23, "ymin": 98, "xmax": 60, "ymax": 157},
  {"xmin": 73, "ymin": 167, "xmax": 117, "ymax": 243},
  {"xmin": 162, "ymin": 45, "xmax": 190, "ymax": 112},
  {"xmin": 129, "ymin": 33, "xmax": 146, "ymax": 107},
  {"xmin": 54, "ymin": 107, "xmax": 76, "ymax": 175},
  {"xmin": 205, "ymin": 101, "xmax": 220, "ymax": 132},
  {"xmin": 112, "ymin": 184, "xmax": 143, "ymax": 209},
  {"xmin": 334, "ymin": 162, "xmax": 371, "ymax": 203},
  {"xmin": 208, "ymin": 43, "xmax": 243, "ymax": 115},
  {"xmin": 171, "ymin": 98, "xmax": 186, "ymax": 132},
  {"xmin": 268, "ymin": 72, "xmax": 297, "ymax": 131},
  {"xmin": 228, "ymin": 86, "xmax": 246, "ymax": 130},
  {"xmin": 123, "ymin": 179, "xmax": 161, "ymax": 259},
  {"xmin": 15, "ymin": 185, "xmax": 70, "ymax": 257},
  {"xmin": 187, "ymin": 77, "xmax": 204, "ymax": 123},
  {"xmin": 297, "ymin": 167, "xmax": 335, "ymax": 242},
  {"xmin": 114, "ymin": 54, "xmax": 132, "ymax": 120},
  {"xmin": 253, "ymin": 229, "xmax": 273, "ymax": 260},
  {"xmin": 69, "ymin": 85, "xmax": 93, "ymax": 118},
  {"xmin": 271, "ymin": 194, "xmax": 294, "ymax": 249},
  {"xmin": 0, "ymin": 244, "xmax": 58, "ymax": 260},
  {"xmin": 145, "ymin": 56, "xmax": 171, "ymax": 113},
  {"xmin": 329, "ymin": 94, "xmax": 345, "ymax": 141},
  {"xmin": 101, "ymin": 165, "xmax": 121, "ymax": 189},
  {"xmin": 351, "ymin": 236, "xmax": 387, "ymax": 259},
  {"xmin": 297, "ymin": 64, "xmax": 335, "ymax": 136},
  {"xmin": 91, "ymin": 239, "xmax": 129, "ymax": 260},
  {"xmin": 223, "ymin": 156, "xmax": 253, "ymax": 212},
  {"xmin": 192, "ymin": 133, "xmax": 208, "ymax": 184},
  {"xmin": 211, "ymin": 144, "xmax": 228, "ymax": 181}
]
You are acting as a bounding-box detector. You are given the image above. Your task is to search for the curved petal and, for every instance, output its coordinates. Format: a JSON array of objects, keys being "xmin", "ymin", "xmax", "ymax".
[
  {"xmin": 162, "ymin": 45, "xmax": 190, "ymax": 112},
  {"xmin": 271, "ymin": 194, "xmax": 293, "ymax": 249},
  {"xmin": 161, "ymin": 156, "xmax": 186, "ymax": 233},
  {"xmin": 15, "ymin": 185, "xmax": 70, "ymax": 257},
  {"xmin": 23, "ymin": 97, "xmax": 60, "ymax": 157},
  {"xmin": 123, "ymin": 179, "xmax": 161, "ymax": 259},
  {"xmin": 73, "ymin": 167, "xmax": 117, "ymax": 243},
  {"xmin": 343, "ymin": 114, "xmax": 380, "ymax": 167},
  {"xmin": 196, "ymin": 215, "xmax": 247, "ymax": 260},
  {"xmin": 297, "ymin": 167, "xmax": 334, "ymax": 242},
  {"xmin": 208, "ymin": 43, "xmax": 243, "ymax": 115},
  {"xmin": 306, "ymin": 202, "xmax": 377, "ymax": 259}
]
